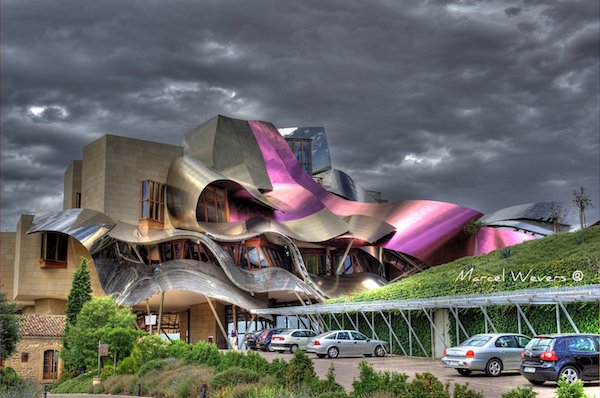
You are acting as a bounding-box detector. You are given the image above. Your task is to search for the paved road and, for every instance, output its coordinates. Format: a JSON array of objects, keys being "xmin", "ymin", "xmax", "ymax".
[{"xmin": 259, "ymin": 351, "xmax": 600, "ymax": 398}]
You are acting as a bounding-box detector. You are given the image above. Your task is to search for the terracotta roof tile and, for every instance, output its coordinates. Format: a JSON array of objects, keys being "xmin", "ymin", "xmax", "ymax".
[{"xmin": 20, "ymin": 315, "xmax": 66, "ymax": 338}]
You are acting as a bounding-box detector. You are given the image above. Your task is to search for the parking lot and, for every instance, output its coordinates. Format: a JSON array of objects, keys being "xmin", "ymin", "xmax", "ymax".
[{"xmin": 258, "ymin": 351, "xmax": 600, "ymax": 398}]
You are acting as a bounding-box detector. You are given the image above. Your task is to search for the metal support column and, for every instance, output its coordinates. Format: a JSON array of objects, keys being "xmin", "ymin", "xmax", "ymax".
[
  {"xmin": 556, "ymin": 304, "xmax": 561, "ymax": 334},
  {"xmin": 399, "ymin": 310, "xmax": 428, "ymax": 357},
  {"xmin": 558, "ymin": 301, "xmax": 579, "ymax": 333},
  {"xmin": 379, "ymin": 310, "xmax": 407, "ymax": 356},
  {"xmin": 206, "ymin": 297, "xmax": 231, "ymax": 349},
  {"xmin": 515, "ymin": 303, "xmax": 536, "ymax": 336},
  {"xmin": 479, "ymin": 306, "xmax": 497, "ymax": 333},
  {"xmin": 448, "ymin": 307, "xmax": 469, "ymax": 344}
]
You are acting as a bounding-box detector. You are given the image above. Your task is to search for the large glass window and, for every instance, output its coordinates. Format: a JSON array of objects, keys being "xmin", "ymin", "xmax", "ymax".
[
  {"xmin": 40, "ymin": 232, "xmax": 68, "ymax": 268},
  {"xmin": 197, "ymin": 186, "xmax": 228, "ymax": 223},
  {"xmin": 285, "ymin": 138, "xmax": 313, "ymax": 175},
  {"xmin": 140, "ymin": 180, "xmax": 165, "ymax": 223}
]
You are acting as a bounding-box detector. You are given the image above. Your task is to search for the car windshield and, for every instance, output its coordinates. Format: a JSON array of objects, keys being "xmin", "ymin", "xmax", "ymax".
[
  {"xmin": 526, "ymin": 337, "xmax": 553, "ymax": 350},
  {"xmin": 460, "ymin": 335, "xmax": 492, "ymax": 347}
]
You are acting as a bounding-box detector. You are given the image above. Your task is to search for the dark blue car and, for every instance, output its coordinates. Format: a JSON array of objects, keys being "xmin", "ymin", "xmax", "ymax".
[{"xmin": 520, "ymin": 334, "xmax": 600, "ymax": 385}]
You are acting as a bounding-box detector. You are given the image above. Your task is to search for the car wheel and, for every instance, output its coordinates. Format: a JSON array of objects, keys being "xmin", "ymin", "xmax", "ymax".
[
  {"xmin": 485, "ymin": 358, "xmax": 502, "ymax": 377},
  {"xmin": 457, "ymin": 369, "xmax": 472, "ymax": 376},
  {"xmin": 559, "ymin": 366, "xmax": 579, "ymax": 383},
  {"xmin": 327, "ymin": 346, "xmax": 339, "ymax": 359},
  {"xmin": 527, "ymin": 380, "xmax": 545, "ymax": 385},
  {"xmin": 316, "ymin": 354, "xmax": 326, "ymax": 358},
  {"xmin": 374, "ymin": 345, "xmax": 386, "ymax": 357},
  {"xmin": 290, "ymin": 344, "xmax": 298, "ymax": 353}
]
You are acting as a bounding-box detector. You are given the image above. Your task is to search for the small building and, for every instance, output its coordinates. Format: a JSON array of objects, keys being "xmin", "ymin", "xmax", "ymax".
[{"xmin": 4, "ymin": 314, "xmax": 65, "ymax": 383}]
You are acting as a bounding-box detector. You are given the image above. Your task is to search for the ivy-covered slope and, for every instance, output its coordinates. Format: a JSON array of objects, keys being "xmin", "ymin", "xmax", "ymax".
[{"xmin": 330, "ymin": 226, "xmax": 599, "ymax": 303}]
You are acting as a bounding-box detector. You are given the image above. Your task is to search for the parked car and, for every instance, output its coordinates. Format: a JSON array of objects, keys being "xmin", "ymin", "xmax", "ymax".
[
  {"xmin": 306, "ymin": 330, "xmax": 388, "ymax": 358},
  {"xmin": 442, "ymin": 333, "xmax": 531, "ymax": 376},
  {"xmin": 270, "ymin": 329, "xmax": 318, "ymax": 353},
  {"xmin": 243, "ymin": 329, "xmax": 265, "ymax": 350},
  {"xmin": 256, "ymin": 328, "xmax": 288, "ymax": 351},
  {"xmin": 520, "ymin": 334, "xmax": 600, "ymax": 385}
]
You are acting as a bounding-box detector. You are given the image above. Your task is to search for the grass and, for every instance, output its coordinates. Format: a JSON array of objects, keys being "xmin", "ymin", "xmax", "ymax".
[{"xmin": 330, "ymin": 226, "xmax": 599, "ymax": 303}]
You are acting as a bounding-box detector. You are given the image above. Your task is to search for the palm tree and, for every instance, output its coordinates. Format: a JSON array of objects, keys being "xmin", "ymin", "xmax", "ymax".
[{"xmin": 464, "ymin": 219, "xmax": 486, "ymax": 256}]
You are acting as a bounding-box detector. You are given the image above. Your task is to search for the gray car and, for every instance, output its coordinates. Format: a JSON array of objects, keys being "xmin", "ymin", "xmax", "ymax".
[
  {"xmin": 306, "ymin": 330, "xmax": 388, "ymax": 359},
  {"xmin": 442, "ymin": 333, "xmax": 531, "ymax": 376}
]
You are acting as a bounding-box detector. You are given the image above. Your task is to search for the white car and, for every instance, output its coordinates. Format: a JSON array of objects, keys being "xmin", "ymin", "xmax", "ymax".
[{"xmin": 270, "ymin": 329, "xmax": 319, "ymax": 353}]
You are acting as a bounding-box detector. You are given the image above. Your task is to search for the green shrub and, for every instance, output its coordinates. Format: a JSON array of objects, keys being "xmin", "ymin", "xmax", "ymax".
[
  {"xmin": 116, "ymin": 355, "xmax": 138, "ymax": 374},
  {"xmin": 407, "ymin": 372, "xmax": 449, "ymax": 398},
  {"xmin": 168, "ymin": 339, "xmax": 191, "ymax": 358},
  {"xmin": 317, "ymin": 392, "xmax": 350, "ymax": 398},
  {"xmin": 100, "ymin": 364, "xmax": 115, "ymax": 380},
  {"xmin": 499, "ymin": 247, "xmax": 512, "ymax": 259},
  {"xmin": 216, "ymin": 349, "xmax": 270, "ymax": 374},
  {"xmin": 223, "ymin": 383, "xmax": 283, "ymax": 398},
  {"xmin": 556, "ymin": 378, "xmax": 587, "ymax": 398},
  {"xmin": 186, "ymin": 340, "xmax": 221, "ymax": 367},
  {"xmin": 285, "ymin": 349, "xmax": 317, "ymax": 390},
  {"xmin": 138, "ymin": 358, "xmax": 167, "ymax": 375},
  {"xmin": 48, "ymin": 371, "xmax": 95, "ymax": 393},
  {"xmin": 501, "ymin": 385, "xmax": 538, "ymax": 398},
  {"xmin": 134, "ymin": 334, "xmax": 169, "ymax": 363},
  {"xmin": 269, "ymin": 357, "xmax": 289, "ymax": 385},
  {"xmin": 311, "ymin": 365, "xmax": 346, "ymax": 396},
  {"xmin": 0, "ymin": 367, "xmax": 42, "ymax": 397},
  {"xmin": 351, "ymin": 361, "xmax": 408, "ymax": 397},
  {"xmin": 452, "ymin": 382, "xmax": 485, "ymax": 398},
  {"xmin": 211, "ymin": 367, "xmax": 261, "ymax": 391}
]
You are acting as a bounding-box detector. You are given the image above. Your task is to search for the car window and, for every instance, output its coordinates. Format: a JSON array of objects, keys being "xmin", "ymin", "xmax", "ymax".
[
  {"xmin": 526, "ymin": 337, "xmax": 553, "ymax": 350},
  {"xmin": 292, "ymin": 331, "xmax": 303, "ymax": 337},
  {"xmin": 351, "ymin": 331, "xmax": 368, "ymax": 340},
  {"xmin": 460, "ymin": 335, "xmax": 492, "ymax": 347},
  {"xmin": 515, "ymin": 336, "xmax": 531, "ymax": 348},
  {"xmin": 337, "ymin": 332, "xmax": 350, "ymax": 340},
  {"xmin": 324, "ymin": 333, "xmax": 337, "ymax": 340},
  {"xmin": 307, "ymin": 331, "xmax": 317, "ymax": 337},
  {"xmin": 567, "ymin": 337, "xmax": 596, "ymax": 352},
  {"xmin": 495, "ymin": 336, "xmax": 518, "ymax": 348}
]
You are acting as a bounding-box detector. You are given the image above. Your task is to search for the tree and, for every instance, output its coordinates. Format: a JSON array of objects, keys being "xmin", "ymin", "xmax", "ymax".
[
  {"xmin": 548, "ymin": 203, "xmax": 566, "ymax": 234},
  {"xmin": 61, "ymin": 296, "xmax": 139, "ymax": 373},
  {"xmin": 463, "ymin": 219, "xmax": 486, "ymax": 256},
  {"xmin": 0, "ymin": 293, "xmax": 21, "ymax": 363},
  {"xmin": 572, "ymin": 186, "xmax": 592, "ymax": 230},
  {"xmin": 65, "ymin": 257, "xmax": 93, "ymax": 326}
]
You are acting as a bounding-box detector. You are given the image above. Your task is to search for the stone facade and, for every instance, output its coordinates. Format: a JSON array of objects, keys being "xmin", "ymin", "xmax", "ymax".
[
  {"xmin": 5, "ymin": 337, "xmax": 63, "ymax": 383},
  {"xmin": 1, "ymin": 231, "xmax": 16, "ymax": 298}
]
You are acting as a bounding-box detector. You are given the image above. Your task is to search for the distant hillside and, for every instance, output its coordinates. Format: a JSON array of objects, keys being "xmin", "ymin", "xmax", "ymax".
[{"xmin": 330, "ymin": 226, "xmax": 599, "ymax": 303}]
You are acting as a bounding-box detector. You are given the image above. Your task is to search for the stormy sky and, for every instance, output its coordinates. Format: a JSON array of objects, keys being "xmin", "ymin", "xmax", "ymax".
[{"xmin": 1, "ymin": 0, "xmax": 598, "ymax": 231}]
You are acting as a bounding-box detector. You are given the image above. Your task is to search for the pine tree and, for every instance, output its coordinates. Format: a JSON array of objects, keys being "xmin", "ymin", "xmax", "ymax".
[{"xmin": 65, "ymin": 257, "xmax": 93, "ymax": 325}]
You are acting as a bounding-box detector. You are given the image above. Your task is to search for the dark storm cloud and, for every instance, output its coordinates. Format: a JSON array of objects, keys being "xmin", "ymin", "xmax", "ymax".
[{"xmin": 1, "ymin": 0, "xmax": 598, "ymax": 230}]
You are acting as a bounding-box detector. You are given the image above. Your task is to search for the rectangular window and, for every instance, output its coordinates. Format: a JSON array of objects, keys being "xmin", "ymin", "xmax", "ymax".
[
  {"xmin": 21, "ymin": 353, "xmax": 29, "ymax": 362},
  {"xmin": 197, "ymin": 186, "xmax": 229, "ymax": 223},
  {"xmin": 40, "ymin": 232, "xmax": 68, "ymax": 268},
  {"xmin": 75, "ymin": 192, "xmax": 81, "ymax": 208},
  {"xmin": 140, "ymin": 180, "xmax": 165, "ymax": 223},
  {"xmin": 285, "ymin": 138, "xmax": 313, "ymax": 175}
]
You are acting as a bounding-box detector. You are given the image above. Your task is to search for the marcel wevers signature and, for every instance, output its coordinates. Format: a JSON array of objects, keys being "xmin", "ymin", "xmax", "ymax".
[{"xmin": 455, "ymin": 268, "xmax": 584, "ymax": 283}]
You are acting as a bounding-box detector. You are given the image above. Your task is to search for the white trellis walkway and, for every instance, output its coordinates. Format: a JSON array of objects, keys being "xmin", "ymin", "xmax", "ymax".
[{"xmin": 250, "ymin": 285, "xmax": 600, "ymax": 358}]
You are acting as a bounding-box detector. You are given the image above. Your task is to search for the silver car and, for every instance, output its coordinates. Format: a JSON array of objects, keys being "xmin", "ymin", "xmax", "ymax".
[
  {"xmin": 270, "ymin": 329, "xmax": 318, "ymax": 353},
  {"xmin": 442, "ymin": 333, "xmax": 531, "ymax": 376},
  {"xmin": 306, "ymin": 330, "xmax": 388, "ymax": 359}
]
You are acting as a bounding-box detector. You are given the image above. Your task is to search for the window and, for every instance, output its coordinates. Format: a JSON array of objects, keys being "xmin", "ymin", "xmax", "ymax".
[
  {"xmin": 351, "ymin": 331, "xmax": 368, "ymax": 341},
  {"xmin": 285, "ymin": 138, "xmax": 313, "ymax": 175},
  {"xmin": 21, "ymin": 353, "xmax": 29, "ymax": 362},
  {"xmin": 567, "ymin": 337, "xmax": 596, "ymax": 352},
  {"xmin": 515, "ymin": 336, "xmax": 531, "ymax": 348},
  {"xmin": 336, "ymin": 332, "xmax": 350, "ymax": 340},
  {"xmin": 140, "ymin": 180, "xmax": 165, "ymax": 223},
  {"xmin": 75, "ymin": 192, "xmax": 81, "ymax": 208},
  {"xmin": 40, "ymin": 232, "xmax": 68, "ymax": 268},
  {"xmin": 197, "ymin": 186, "xmax": 228, "ymax": 223},
  {"xmin": 495, "ymin": 336, "xmax": 517, "ymax": 348},
  {"xmin": 43, "ymin": 350, "xmax": 59, "ymax": 380}
]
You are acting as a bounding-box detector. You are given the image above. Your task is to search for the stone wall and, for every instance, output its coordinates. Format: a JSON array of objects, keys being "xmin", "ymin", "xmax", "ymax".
[
  {"xmin": 63, "ymin": 160, "xmax": 82, "ymax": 210},
  {"xmin": 0, "ymin": 232, "xmax": 16, "ymax": 299},
  {"xmin": 5, "ymin": 337, "xmax": 63, "ymax": 383},
  {"xmin": 179, "ymin": 301, "xmax": 228, "ymax": 349}
]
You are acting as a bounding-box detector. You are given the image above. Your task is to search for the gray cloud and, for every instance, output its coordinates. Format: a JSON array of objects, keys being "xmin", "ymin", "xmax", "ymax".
[{"xmin": 1, "ymin": 0, "xmax": 598, "ymax": 230}]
